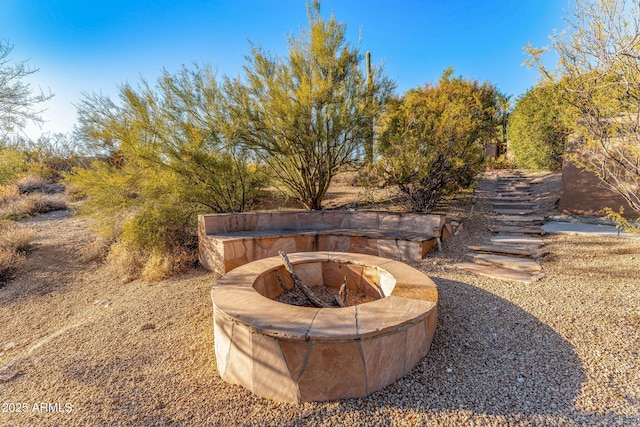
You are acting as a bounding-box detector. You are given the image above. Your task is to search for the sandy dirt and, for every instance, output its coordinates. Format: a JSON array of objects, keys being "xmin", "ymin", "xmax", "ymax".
[{"xmin": 1, "ymin": 171, "xmax": 639, "ymax": 426}]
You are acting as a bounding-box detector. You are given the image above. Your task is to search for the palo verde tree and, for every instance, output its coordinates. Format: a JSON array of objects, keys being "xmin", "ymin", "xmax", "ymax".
[
  {"xmin": 0, "ymin": 41, "xmax": 53, "ymax": 183},
  {"xmin": 70, "ymin": 64, "xmax": 266, "ymax": 279},
  {"xmin": 0, "ymin": 40, "xmax": 53, "ymax": 141},
  {"xmin": 225, "ymin": 0, "xmax": 394, "ymax": 210},
  {"xmin": 528, "ymin": 0, "xmax": 640, "ymax": 217},
  {"xmin": 377, "ymin": 68, "xmax": 504, "ymax": 212},
  {"xmin": 508, "ymin": 82, "xmax": 572, "ymax": 170}
]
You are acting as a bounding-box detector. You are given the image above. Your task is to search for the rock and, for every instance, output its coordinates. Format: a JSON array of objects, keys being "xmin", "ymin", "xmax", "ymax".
[
  {"xmin": 2, "ymin": 342, "xmax": 16, "ymax": 352},
  {"xmin": 0, "ymin": 366, "xmax": 20, "ymax": 382}
]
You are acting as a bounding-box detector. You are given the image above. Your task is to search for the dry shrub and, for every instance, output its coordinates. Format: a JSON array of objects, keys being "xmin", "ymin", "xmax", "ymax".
[
  {"xmin": 0, "ymin": 248, "xmax": 24, "ymax": 285},
  {"xmin": 0, "ymin": 222, "xmax": 35, "ymax": 285},
  {"xmin": 0, "ymin": 193, "xmax": 67, "ymax": 219},
  {"xmin": 104, "ymin": 239, "xmax": 197, "ymax": 283},
  {"xmin": 105, "ymin": 239, "xmax": 146, "ymax": 283},
  {"xmin": 140, "ymin": 249, "xmax": 197, "ymax": 282},
  {"xmin": 79, "ymin": 233, "xmax": 116, "ymax": 263},
  {"xmin": 15, "ymin": 174, "xmax": 49, "ymax": 194},
  {"xmin": 0, "ymin": 227, "xmax": 37, "ymax": 254},
  {"xmin": 0, "ymin": 185, "xmax": 20, "ymax": 205}
]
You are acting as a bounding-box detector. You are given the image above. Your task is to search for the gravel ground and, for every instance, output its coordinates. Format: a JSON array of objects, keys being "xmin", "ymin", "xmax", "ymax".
[{"xmin": 1, "ymin": 171, "xmax": 639, "ymax": 426}]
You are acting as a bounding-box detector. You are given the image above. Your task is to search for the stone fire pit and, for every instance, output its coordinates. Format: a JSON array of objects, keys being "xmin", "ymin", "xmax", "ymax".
[{"xmin": 211, "ymin": 251, "xmax": 438, "ymax": 403}]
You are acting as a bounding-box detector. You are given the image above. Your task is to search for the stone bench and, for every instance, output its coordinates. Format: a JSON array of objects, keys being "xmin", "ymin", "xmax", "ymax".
[
  {"xmin": 212, "ymin": 251, "xmax": 438, "ymax": 403},
  {"xmin": 198, "ymin": 210, "xmax": 448, "ymax": 274}
]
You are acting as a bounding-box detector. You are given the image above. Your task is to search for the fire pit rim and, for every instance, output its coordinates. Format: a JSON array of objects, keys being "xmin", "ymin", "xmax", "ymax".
[{"xmin": 212, "ymin": 251, "xmax": 438, "ymax": 341}]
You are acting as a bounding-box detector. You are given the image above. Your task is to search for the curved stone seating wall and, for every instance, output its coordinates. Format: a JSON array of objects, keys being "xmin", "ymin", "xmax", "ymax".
[
  {"xmin": 212, "ymin": 252, "xmax": 438, "ymax": 403},
  {"xmin": 198, "ymin": 210, "xmax": 448, "ymax": 275}
]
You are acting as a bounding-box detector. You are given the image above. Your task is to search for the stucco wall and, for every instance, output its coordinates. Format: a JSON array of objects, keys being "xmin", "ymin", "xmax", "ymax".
[{"xmin": 559, "ymin": 157, "xmax": 639, "ymax": 218}]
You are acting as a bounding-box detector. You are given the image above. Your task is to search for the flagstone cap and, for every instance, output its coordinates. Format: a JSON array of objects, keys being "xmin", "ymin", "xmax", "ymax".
[{"xmin": 212, "ymin": 251, "xmax": 438, "ymax": 341}]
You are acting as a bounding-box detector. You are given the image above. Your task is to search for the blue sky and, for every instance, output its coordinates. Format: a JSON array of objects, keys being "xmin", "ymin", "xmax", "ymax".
[{"xmin": 2, "ymin": 0, "xmax": 567, "ymax": 139}]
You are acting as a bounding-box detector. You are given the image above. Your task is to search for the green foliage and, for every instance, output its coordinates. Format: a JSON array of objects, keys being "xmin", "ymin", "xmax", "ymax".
[
  {"xmin": 377, "ymin": 68, "xmax": 503, "ymax": 212},
  {"xmin": 527, "ymin": 0, "xmax": 640, "ymax": 214},
  {"xmin": 70, "ymin": 65, "xmax": 267, "ymax": 278},
  {"xmin": 602, "ymin": 207, "xmax": 640, "ymax": 235},
  {"xmin": 66, "ymin": 161, "xmax": 138, "ymax": 237},
  {"xmin": 0, "ymin": 144, "xmax": 27, "ymax": 184},
  {"xmin": 25, "ymin": 133, "xmax": 85, "ymax": 180},
  {"xmin": 485, "ymin": 154, "xmax": 515, "ymax": 170},
  {"xmin": 507, "ymin": 82, "xmax": 571, "ymax": 170},
  {"xmin": 1, "ymin": 134, "xmax": 83, "ymax": 185},
  {"xmin": 225, "ymin": 1, "xmax": 394, "ymax": 210}
]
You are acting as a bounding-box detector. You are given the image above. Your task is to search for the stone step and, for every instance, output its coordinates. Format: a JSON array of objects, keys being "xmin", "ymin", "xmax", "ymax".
[
  {"xmin": 498, "ymin": 174, "xmax": 525, "ymax": 179},
  {"xmin": 495, "ymin": 215, "xmax": 545, "ymax": 223},
  {"xmin": 493, "ymin": 200, "xmax": 534, "ymax": 205},
  {"xmin": 467, "ymin": 244, "xmax": 544, "ymax": 258},
  {"xmin": 490, "ymin": 235, "xmax": 545, "ymax": 246},
  {"xmin": 497, "ymin": 180, "xmax": 529, "ymax": 185},
  {"xmin": 455, "ymin": 263, "xmax": 544, "ymax": 284},
  {"xmin": 490, "ymin": 197, "xmax": 540, "ymax": 204},
  {"xmin": 495, "ymin": 185, "xmax": 532, "ymax": 191},
  {"xmin": 495, "ymin": 191, "xmax": 532, "ymax": 197},
  {"xmin": 489, "ymin": 196, "xmax": 540, "ymax": 204},
  {"xmin": 494, "ymin": 195, "xmax": 533, "ymax": 201},
  {"xmin": 492, "ymin": 202, "xmax": 540, "ymax": 209},
  {"xmin": 493, "ymin": 208, "xmax": 537, "ymax": 215},
  {"xmin": 489, "ymin": 225, "xmax": 543, "ymax": 235},
  {"xmin": 466, "ymin": 253, "xmax": 542, "ymax": 272},
  {"xmin": 495, "ymin": 184, "xmax": 531, "ymax": 189}
]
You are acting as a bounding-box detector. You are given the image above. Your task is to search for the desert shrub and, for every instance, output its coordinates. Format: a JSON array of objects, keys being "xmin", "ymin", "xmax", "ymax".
[
  {"xmin": 602, "ymin": 207, "xmax": 640, "ymax": 235},
  {"xmin": 352, "ymin": 167, "xmax": 384, "ymax": 207},
  {"xmin": 0, "ymin": 221, "xmax": 36, "ymax": 252},
  {"xmin": 0, "ymin": 184, "xmax": 19, "ymax": 205},
  {"xmin": 527, "ymin": 0, "xmax": 640, "ymax": 215},
  {"xmin": 0, "ymin": 247, "xmax": 23, "ymax": 285},
  {"xmin": 104, "ymin": 239, "xmax": 147, "ymax": 283},
  {"xmin": 25, "ymin": 133, "xmax": 84, "ymax": 181},
  {"xmin": 0, "ymin": 40, "xmax": 53, "ymax": 140},
  {"xmin": 0, "ymin": 221, "xmax": 36, "ymax": 285},
  {"xmin": 377, "ymin": 68, "xmax": 504, "ymax": 212},
  {"xmin": 225, "ymin": 2, "xmax": 393, "ymax": 209},
  {"xmin": 69, "ymin": 64, "xmax": 268, "ymax": 280},
  {"xmin": 0, "ymin": 145, "xmax": 27, "ymax": 185},
  {"xmin": 104, "ymin": 238, "xmax": 196, "ymax": 283},
  {"xmin": 1, "ymin": 135, "xmax": 80, "ymax": 194},
  {"xmin": 66, "ymin": 152, "xmax": 251, "ymax": 281},
  {"xmin": 507, "ymin": 82, "xmax": 571, "ymax": 171},
  {"xmin": 485, "ymin": 154, "xmax": 515, "ymax": 170},
  {"xmin": 0, "ymin": 192, "xmax": 66, "ymax": 220},
  {"xmin": 15, "ymin": 174, "xmax": 48, "ymax": 193},
  {"xmin": 79, "ymin": 231, "xmax": 117, "ymax": 263}
]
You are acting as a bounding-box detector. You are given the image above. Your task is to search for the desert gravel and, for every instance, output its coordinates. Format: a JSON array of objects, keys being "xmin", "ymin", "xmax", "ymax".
[{"xmin": 1, "ymin": 172, "xmax": 639, "ymax": 426}]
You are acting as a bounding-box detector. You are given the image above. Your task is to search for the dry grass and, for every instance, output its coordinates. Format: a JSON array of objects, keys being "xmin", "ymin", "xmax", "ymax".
[
  {"xmin": 78, "ymin": 232, "xmax": 115, "ymax": 263},
  {"xmin": 0, "ymin": 192, "xmax": 67, "ymax": 220},
  {"xmin": 104, "ymin": 239, "xmax": 198, "ymax": 283},
  {"xmin": 0, "ymin": 226, "xmax": 36, "ymax": 254},
  {"xmin": 15, "ymin": 174, "xmax": 49, "ymax": 194},
  {"xmin": 0, "ymin": 184, "xmax": 20, "ymax": 205},
  {"xmin": 0, "ymin": 221, "xmax": 36, "ymax": 285},
  {"xmin": 140, "ymin": 249, "xmax": 197, "ymax": 281},
  {"xmin": 0, "ymin": 247, "xmax": 25, "ymax": 285}
]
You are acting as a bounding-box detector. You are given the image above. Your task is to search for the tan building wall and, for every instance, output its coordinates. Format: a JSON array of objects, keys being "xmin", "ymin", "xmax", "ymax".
[{"xmin": 559, "ymin": 158, "xmax": 639, "ymax": 218}]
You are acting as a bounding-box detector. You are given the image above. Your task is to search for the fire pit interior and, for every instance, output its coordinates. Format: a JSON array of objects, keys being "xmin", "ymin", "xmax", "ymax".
[
  {"xmin": 267, "ymin": 251, "xmax": 384, "ymax": 307},
  {"xmin": 212, "ymin": 251, "xmax": 438, "ymax": 403}
]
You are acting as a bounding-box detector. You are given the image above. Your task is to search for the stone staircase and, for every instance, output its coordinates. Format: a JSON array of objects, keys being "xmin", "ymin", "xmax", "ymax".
[{"xmin": 456, "ymin": 171, "xmax": 546, "ymax": 284}]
